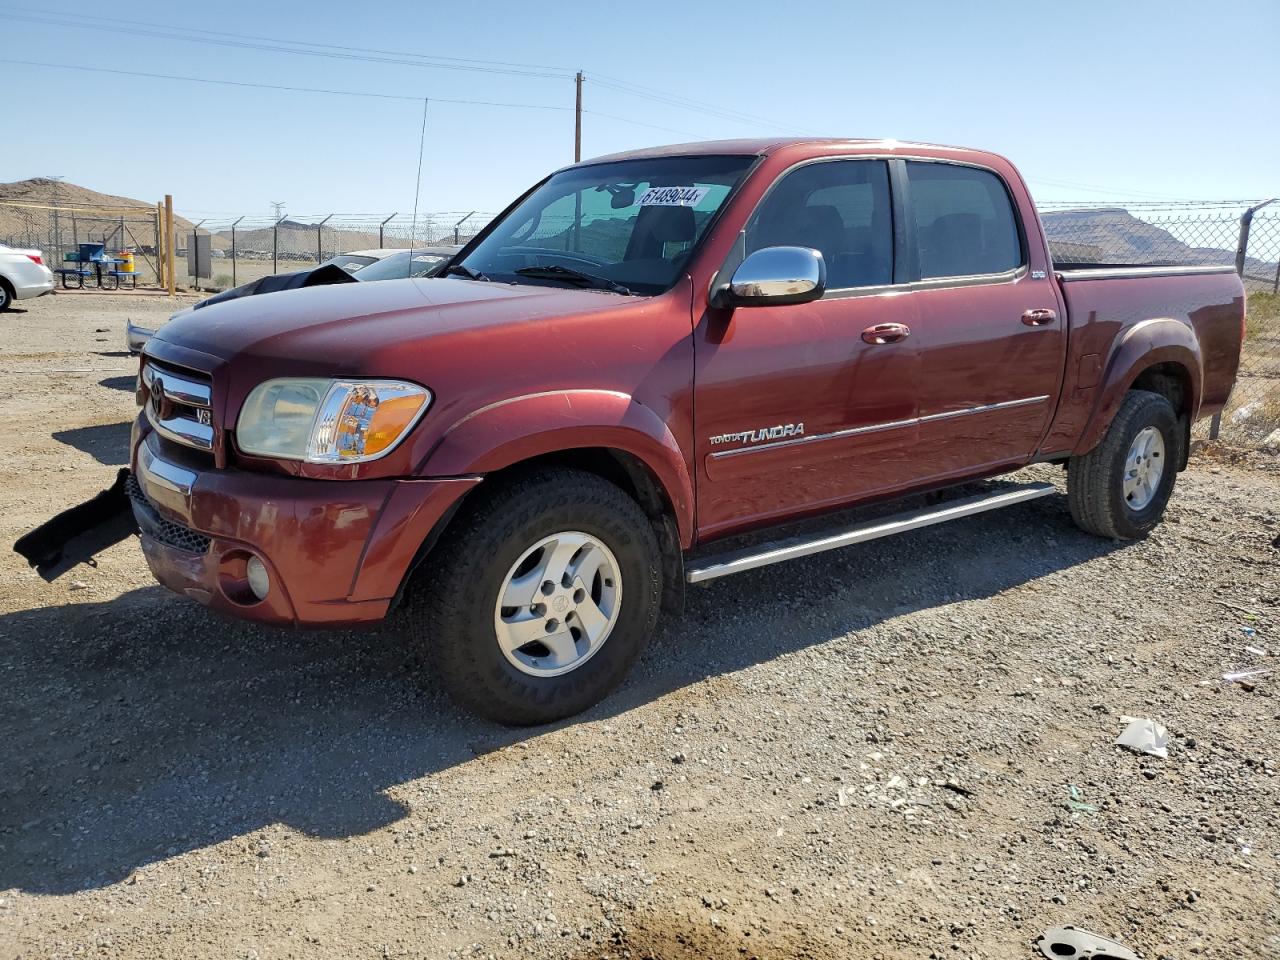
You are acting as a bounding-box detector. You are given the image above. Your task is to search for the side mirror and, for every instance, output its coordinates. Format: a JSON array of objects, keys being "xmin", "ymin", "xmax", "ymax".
[{"xmin": 720, "ymin": 246, "xmax": 826, "ymax": 307}]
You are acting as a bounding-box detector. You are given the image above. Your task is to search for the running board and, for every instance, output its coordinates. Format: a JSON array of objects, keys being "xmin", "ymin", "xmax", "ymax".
[{"xmin": 685, "ymin": 482, "xmax": 1057, "ymax": 584}]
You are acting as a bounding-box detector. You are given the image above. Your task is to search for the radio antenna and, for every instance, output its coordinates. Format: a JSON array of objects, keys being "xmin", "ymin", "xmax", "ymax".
[{"xmin": 407, "ymin": 97, "xmax": 429, "ymax": 277}]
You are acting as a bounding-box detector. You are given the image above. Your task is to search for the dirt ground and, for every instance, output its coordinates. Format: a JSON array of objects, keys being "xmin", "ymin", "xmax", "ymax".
[{"xmin": 1, "ymin": 292, "xmax": 1278, "ymax": 960}]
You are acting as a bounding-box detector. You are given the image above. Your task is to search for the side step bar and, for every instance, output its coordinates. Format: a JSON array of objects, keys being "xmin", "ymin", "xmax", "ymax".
[{"xmin": 685, "ymin": 482, "xmax": 1057, "ymax": 584}]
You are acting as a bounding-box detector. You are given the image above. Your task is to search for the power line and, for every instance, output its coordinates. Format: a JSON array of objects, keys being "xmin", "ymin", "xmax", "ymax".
[
  {"xmin": 0, "ymin": 7, "xmax": 579, "ymax": 74},
  {"xmin": 0, "ymin": 58, "xmax": 573, "ymax": 109},
  {"xmin": 1, "ymin": 6, "xmax": 807, "ymax": 132},
  {"xmin": 0, "ymin": 11, "xmax": 571, "ymax": 80}
]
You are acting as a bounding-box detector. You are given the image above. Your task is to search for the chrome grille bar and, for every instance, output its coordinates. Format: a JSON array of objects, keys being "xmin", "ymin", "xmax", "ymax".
[{"xmin": 142, "ymin": 360, "xmax": 215, "ymax": 452}]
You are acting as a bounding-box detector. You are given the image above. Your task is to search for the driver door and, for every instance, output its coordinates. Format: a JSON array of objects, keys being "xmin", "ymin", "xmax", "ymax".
[{"xmin": 693, "ymin": 158, "xmax": 922, "ymax": 540}]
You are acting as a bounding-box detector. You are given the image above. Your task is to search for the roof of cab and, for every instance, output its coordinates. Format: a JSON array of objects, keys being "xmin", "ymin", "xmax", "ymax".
[{"xmin": 581, "ymin": 137, "xmax": 990, "ymax": 165}]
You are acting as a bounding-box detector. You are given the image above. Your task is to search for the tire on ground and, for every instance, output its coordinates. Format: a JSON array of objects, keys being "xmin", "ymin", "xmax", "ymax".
[
  {"xmin": 410, "ymin": 467, "xmax": 663, "ymax": 726},
  {"xmin": 1068, "ymin": 389, "xmax": 1181, "ymax": 540}
]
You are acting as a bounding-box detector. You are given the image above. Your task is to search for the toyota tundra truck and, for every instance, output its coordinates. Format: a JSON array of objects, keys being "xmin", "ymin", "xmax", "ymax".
[{"xmin": 17, "ymin": 139, "xmax": 1245, "ymax": 725}]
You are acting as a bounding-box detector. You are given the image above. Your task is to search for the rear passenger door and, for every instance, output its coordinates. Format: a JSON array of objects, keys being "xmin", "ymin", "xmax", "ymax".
[{"xmin": 902, "ymin": 161, "xmax": 1065, "ymax": 478}]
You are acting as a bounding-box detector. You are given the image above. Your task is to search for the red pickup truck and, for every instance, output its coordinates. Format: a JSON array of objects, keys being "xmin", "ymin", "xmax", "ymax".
[{"xmin": 18, "ymin": 138, "xmax": 1245, "ymax": 725}]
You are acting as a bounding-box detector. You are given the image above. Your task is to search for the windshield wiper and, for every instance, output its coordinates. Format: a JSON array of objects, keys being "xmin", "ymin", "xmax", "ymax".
[
  {"xmin": 514, "ymin": 264, "xmax": 634, "ymax": 295},
  {"xmin": 443, "ymin": 263, "xmax": 489, "ymax": 281}
]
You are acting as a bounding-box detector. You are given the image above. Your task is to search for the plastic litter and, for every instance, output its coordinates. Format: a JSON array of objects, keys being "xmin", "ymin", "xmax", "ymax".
[
  {"xmin": 1034, "ymin": 925, "xmax": 1138, "ymax": 960},
  {"xmin": 1065, "ymin": 784, "xmax": 1097, "ymax": 816},
  {"xmin": 1115, "ymin": 717, "xmax": 1169, "ymax": 758},
  {"xmin": 1245, "ymin": 646, "xmax": 1266, "ymax": 656},
  {"xmin": 1241, "ymin": 626, "xmax": 1257, "ymax": 637},
  {"xmin": 1224, "ymin": 667, "xmax": 1273, "ymax": 683}
]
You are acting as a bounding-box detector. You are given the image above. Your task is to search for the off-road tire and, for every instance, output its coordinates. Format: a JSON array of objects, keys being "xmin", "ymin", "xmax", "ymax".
[
  {"xmin": 411, "ymin": 468, "xmax": 662, "ymax": 725},
  {"xmin": 1068, "ymin": 389, "xmax": 1180, "ymax": 540}
]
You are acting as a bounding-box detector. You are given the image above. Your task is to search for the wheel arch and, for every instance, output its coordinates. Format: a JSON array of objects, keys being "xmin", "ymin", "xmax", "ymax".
[
  {"xmin": 399, "ymin": 391, "xmax": 694, "ymax": 614},
  {"xmin": 1073, "ymin": 318, "xmax": 1202, "ymax": 459},
  {"xmin": 418, "ymin": 389, "xmax": 694, "ymax": 547}
]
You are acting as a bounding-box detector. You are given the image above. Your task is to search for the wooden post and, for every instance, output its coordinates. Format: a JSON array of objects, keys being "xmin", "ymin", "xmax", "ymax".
[
  {"xmin": 164, "ymin": 194, "xmax": 176, "ymax": 296},
  {"xmin": 574, "ymin": 71, "xmax": 584, "ymax": 163}
]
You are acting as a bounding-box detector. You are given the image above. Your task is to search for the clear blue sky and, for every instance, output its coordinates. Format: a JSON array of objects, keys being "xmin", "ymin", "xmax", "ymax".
[{"xmin": 4, "ymin": 0, "xmax": 1277, "ymax": 222}]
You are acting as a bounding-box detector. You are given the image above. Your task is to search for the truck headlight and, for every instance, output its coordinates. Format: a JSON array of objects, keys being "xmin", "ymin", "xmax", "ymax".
[{"xmin": 236, "ymin": 378, "xmax": 431, "ymax": 463}]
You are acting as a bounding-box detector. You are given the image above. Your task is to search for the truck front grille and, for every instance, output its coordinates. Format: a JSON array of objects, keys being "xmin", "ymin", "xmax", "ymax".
[
  {"xmin": 141, "ymin": 360, "xmax": 214, "ymax": 452},
  {"xmin": 125, "ymin": 474, "xmax": 211, "ymax": 554}
]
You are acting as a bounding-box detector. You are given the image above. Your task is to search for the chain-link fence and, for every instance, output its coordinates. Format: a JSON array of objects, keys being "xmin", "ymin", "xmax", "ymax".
[
  {"xmin": 1041, "ymin": 200, "xmax": 1280, "ymax": 449},
  {"xmin": 182, "ymin": 213, "xmax": 499, "ymax": 290},
  {"xmin": 0, "ymin": 200, "xmax": 166, "ymax": 283}
]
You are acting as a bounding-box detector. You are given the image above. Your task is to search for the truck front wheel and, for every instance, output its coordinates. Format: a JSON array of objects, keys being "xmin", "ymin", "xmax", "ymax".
[
  {"xmin": 1068, "ymin": 389, "xmax": 1181, "ymax": 540},
  {"xmin": 410, "ymin": 468, "xmax": 663, "ymax": 725}
]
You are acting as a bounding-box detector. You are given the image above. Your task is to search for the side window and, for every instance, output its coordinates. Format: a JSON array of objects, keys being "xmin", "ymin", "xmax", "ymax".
[
  {"xmin": 746, "ymin": 160, "xmax": 893, "ymax": 289},
  {"xmin": 905, "ymin": 162, "xmax": 1022, "ymax": 279}
]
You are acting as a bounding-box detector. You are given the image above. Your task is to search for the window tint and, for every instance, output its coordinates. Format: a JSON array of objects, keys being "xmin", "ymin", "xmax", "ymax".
[
  {"xmin": 746, "ymin": 160, "xmax": 893, "ymax": 289},
  {"xmin": 905, "ymin": 162, "xmax": 1022, "ymax": 279}
]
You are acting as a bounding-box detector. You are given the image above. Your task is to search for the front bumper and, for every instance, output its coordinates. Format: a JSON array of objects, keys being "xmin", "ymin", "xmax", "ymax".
[
  {"xmin": 125, "ymin": 319, "xmax": 156, "ymax": 354},
  {"xmin": 132, "ymin": 425, "xmax": 480, "ymax": 627}
]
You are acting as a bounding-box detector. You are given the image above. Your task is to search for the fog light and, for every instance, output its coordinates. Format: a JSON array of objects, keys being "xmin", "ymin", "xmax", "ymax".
[{"xmin": 246, "ymin": 556, "xmax": 270, "ymax": 600}]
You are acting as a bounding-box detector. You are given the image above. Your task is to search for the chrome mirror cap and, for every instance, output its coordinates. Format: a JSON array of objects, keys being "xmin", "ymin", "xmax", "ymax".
[{"xmin": 724, "ymin": 245, "xmax": 826, "ymax": 307}]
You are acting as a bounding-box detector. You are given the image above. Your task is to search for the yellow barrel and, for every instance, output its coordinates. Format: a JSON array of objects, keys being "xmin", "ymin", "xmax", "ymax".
[{"xmin": 117, "ymin": 251, "xmax": 135, "ymax": 273}]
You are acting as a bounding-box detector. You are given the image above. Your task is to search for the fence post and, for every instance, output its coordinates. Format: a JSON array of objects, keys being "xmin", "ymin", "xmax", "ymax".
[
  {"xmin": 316, "ymin": 214, "xmax": 333, "ymax": 266},
  {"xmin": 154, "ymin": 203, "xmax": 163, "ymax": 287},
  {"xmin": 273, "ymin": 217, "xmax": 283, "ymax": 275},
  {"xmin": 164, "ymin": 195, "xmax": 176, "ymax": 297},
  {"xmin": 379, "ymin": 212, "xmax": 397, "ymax": 249},
  {"xmin": 453, "ymin": 211, "xmax": 475, "ymax": 245},
  {"xmin": 230, "ymin": 216, "xmax": 244, "ymax": 287},
  {"xmin": 1219, "ymin": 198, "xmax": 1279, "ymax": 439}
]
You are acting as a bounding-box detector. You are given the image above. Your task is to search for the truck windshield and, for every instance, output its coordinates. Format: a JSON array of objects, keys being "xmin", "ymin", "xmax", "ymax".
[{"xmin": 454, "ymin": 155, "xmax": 755, "ymax": 296}]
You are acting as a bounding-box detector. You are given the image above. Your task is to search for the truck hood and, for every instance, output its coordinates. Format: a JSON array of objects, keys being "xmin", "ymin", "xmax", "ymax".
[{"xmin": 149, "ymin": 277, "xmax": 636, "ymax": 371}]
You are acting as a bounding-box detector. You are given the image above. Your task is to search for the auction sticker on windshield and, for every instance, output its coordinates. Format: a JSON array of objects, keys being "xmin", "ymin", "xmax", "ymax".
[{"xmin": 638, "ymin": 186, "xmax": 710, "ymax": 207}]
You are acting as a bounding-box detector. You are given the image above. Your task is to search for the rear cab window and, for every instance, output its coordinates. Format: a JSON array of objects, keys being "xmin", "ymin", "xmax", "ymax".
[{"xmin": 904, "ymin": 162, "xmax": 1023, "ymax": 279}]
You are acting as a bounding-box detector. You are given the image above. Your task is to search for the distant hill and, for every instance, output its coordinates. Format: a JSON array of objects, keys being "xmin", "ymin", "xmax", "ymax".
[
  {"xmin": 1042, "ymin": 207, "xmax": 1247, "ymax": 268},
  {"xmin": 0, "ymin": 177, "xmax": 201, "ymax": 255}
]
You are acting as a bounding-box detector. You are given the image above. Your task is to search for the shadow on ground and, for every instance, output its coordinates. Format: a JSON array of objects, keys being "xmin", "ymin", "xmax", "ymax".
[
  {"xmin": 98, "ymin": 376, "xmax": 136, "ymax": 393},
  {"xmin": 51, "ymin": 421, "xmax": 131, "ymax": 466},
  {"xmin": 0, "ymin": 492, "xmax": 1119, "ymax": 895}
]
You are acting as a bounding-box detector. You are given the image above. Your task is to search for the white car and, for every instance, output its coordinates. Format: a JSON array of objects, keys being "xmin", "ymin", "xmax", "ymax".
[{"xmin": 0, "ymin": 243, "xmax": 55, "ymax": 310}]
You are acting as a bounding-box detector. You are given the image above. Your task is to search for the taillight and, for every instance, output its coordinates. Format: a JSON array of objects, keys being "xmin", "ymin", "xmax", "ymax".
[{"xmin": 25, "ymin": 254, "xmax": 43, "ymax": 266}]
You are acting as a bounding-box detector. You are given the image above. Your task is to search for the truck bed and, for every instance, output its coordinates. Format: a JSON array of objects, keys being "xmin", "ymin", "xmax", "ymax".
[{"xmin": 1039, "ymin": 263, "xmax": 1245, "ymax": 454}]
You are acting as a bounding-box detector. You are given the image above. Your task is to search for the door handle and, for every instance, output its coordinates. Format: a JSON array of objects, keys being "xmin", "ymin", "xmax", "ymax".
[
  {"xmin": 1021, "ymin": 308, "xmax": 1057, "ymax": 326},
  {"xmin": 861, "ymin": 322, "xmax": 911, "ymax": 345}
]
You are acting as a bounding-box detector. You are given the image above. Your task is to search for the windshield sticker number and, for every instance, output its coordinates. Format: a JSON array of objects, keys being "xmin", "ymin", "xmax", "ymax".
[{"xmin": 638, "ymin": 186, "xmax": 709, "ymax": 207}]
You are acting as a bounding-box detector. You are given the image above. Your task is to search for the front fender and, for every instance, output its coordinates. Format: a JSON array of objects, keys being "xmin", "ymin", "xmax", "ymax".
[
  {"xmin": 420, "ymin": 390, "xmax": 695, "ymax": 547},
  {"xmin": 1074, "ymin": 317, "xmax": 1203, "ymax": 455}
]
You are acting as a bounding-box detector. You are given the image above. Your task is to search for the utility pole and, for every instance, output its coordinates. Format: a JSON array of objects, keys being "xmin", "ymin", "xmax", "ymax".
[{"xmin": 574, "ymin": 71, "xmax": 584, "ymax": 163}]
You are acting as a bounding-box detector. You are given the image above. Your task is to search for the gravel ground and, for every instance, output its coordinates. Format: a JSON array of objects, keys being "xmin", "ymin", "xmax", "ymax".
[{"xmin": 1, "ymin": 293, "xmax": 1278, "ymax": 960}]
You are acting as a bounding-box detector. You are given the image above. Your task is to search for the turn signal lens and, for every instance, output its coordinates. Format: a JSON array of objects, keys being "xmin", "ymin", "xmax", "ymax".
[{"xmin": 314, "ymin": 383, "xmax": 430, "ymax": 461}]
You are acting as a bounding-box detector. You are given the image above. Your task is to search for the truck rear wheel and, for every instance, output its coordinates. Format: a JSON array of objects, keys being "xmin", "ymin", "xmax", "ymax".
[
  {"xmin": 1068, "ymin": 389, "xmax": 1180, "ymax": 540},
  {"xmin": 410, "ymin": 468, "xmax": 662, "ymax": 725}
]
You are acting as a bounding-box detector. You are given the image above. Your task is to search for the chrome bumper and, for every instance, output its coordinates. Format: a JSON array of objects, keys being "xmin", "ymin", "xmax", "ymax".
[{"xmin": 125, "ymin": 319, "xmax": 156, "ymax": 355}]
